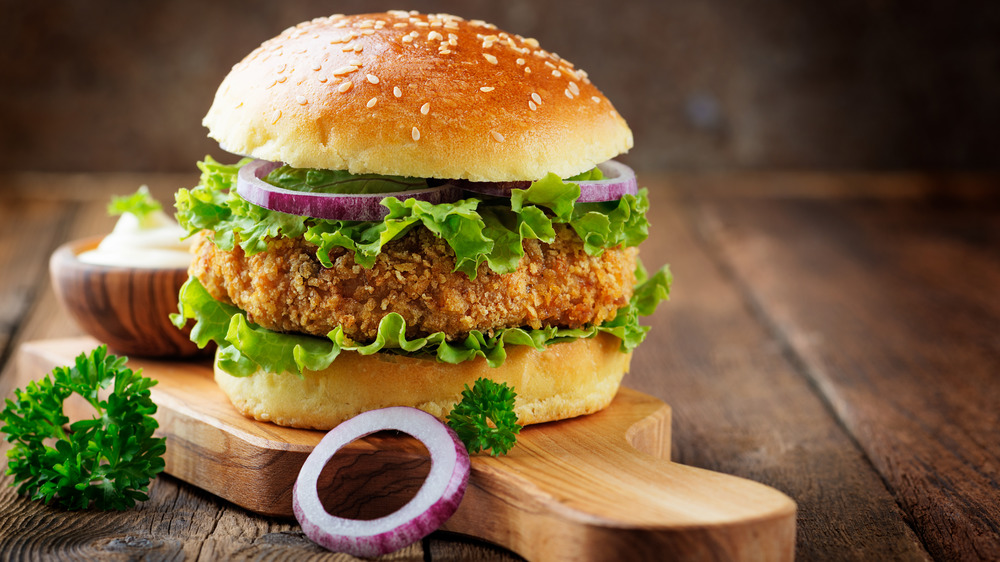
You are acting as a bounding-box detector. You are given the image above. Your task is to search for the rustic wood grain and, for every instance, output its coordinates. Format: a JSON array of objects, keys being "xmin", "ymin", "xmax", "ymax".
[
  {"xmin": 696, "ymin": 189, "xmax": 1000, "ymax": 560},
  {"xmin": 2, "ymin": 173, "xmax": 996, "ymax": 560},
  {"xmin": 49, "ymin": 237, "xmax": 207, "ymax": 358},
  {"xmin": 633, "ymin": 184, "xmax": 930, "ymax": 560}
]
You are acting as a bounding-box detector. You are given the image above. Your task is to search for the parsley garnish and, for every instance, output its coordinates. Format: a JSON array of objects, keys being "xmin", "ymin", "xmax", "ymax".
[
  {"xmin": 0, "ymin": 346, "xmax": 166, "ymax": 510},
  {"xmin": 446, "ymin": 378, "xmax": 521, "ymax": 456},
  {"xmin": 108, "ymin": 185, "xmax": 162, "ymax": 227}
]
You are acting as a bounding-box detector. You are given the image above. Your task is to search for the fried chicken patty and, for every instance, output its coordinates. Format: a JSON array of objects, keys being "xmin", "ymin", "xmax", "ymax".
[{"xmin": 191, "ymin": 225, "xmax": 637, "ymax": 342}]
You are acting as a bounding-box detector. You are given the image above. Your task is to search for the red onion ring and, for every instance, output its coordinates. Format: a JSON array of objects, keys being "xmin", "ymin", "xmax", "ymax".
[
  {"xmin": 293, "ymin": 407, "xmax": 470, "ymax": 556},
  {"xmin": 459, "ymin": 159, "xmax": 639, "ymax": 202},
  {"xmin": 236, "ymin": 159, "xmax": 463, "ymax": 221}
]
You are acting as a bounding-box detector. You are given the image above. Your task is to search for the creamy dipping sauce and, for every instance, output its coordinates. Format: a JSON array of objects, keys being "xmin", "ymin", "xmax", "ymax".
[{"xmin": 77, "ymin": 210, "xmax": 192, "ymax": 268}]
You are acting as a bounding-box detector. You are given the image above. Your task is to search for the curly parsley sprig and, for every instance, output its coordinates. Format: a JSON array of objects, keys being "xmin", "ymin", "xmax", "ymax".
[
  {"xmin": 0, "ymin": 346, "xmax": 166, "ymax": 510},
  {"xmin": 108, "ymin": 185, "xmax": 162, "ymax": 227},
  {"xmin": 447, "ymin": 378, "xmax": 522, "ymax": 456}
]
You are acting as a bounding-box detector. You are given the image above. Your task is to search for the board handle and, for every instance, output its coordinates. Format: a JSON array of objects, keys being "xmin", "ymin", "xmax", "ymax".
[{"xmin": 440, "ymin": 390, "xmax": 797, "ymax": 561}]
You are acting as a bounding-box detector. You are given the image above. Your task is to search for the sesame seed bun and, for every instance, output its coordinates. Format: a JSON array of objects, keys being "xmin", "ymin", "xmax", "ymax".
[
  {"xmin": 203, "ymin": 11, "xmax": 633, "ymax": 181},
  {"xmin": 214, "ymin": 332, "xmax": 631, "ymax": 430}
]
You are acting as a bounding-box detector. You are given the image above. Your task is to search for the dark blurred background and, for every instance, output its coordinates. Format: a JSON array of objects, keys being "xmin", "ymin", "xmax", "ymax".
[{"xmin": 2, "ymin": 0, "xmax": 998, "ymax": 173}]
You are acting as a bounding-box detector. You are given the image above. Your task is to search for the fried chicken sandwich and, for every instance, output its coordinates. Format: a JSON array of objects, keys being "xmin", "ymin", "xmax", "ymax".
[{"xmin": 172, "ymin": 11, "xmax": 670, "ymax": 430}]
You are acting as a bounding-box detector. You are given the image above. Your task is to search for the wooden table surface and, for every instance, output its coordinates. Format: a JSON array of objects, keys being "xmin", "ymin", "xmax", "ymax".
[{"xmin": 0, "ymin": 171, "xmax": 997, "ymax": 560}]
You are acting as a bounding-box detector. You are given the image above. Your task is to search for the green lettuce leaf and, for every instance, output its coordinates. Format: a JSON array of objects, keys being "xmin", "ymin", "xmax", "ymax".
[
  {"xmin": 170, "ymin": 264, "xmax": 671, "ymax": 377},
  {"xmin": 175, "ymin": 158, "xmax": 650, "ymax": 279}
]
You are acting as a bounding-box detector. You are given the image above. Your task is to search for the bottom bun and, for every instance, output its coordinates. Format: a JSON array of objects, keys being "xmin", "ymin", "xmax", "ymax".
[{"xmin": 214, "ymin": 332, "xmax": 631, "ymax": 430}]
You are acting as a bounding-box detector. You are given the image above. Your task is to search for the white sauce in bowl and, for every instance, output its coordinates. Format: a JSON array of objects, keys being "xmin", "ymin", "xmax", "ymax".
[{"xmin": 77, "ymin": 210, "xmax": 192, "ymax": 268}]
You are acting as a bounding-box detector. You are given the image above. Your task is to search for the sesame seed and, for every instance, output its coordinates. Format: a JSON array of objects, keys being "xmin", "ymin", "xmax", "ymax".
[
  {"xmin": 412, "ymin": 127, "xmax": 420, "ymax": 141},
  {"xmin": 333, "ymin": 20, "xmax": 348, "ymax": 28},
  {"xmin": 333, "ymin": 65, "xmax": 358, "ymax": 76},
  {"xmin": 402, "ymin": 35, "xmax": 414, "ymax": 43},
  {"xmin": 276, "ymin": 75, "xmax": 288, "ymax": 83},
  {"xmin": 444, "ymin": 21, "xmax": 459, "ymax": 30},
  {"xmin": 516, "ymin": 58, "xmax": 525, "ymax": 65},
  {"xmin": 393, "ymin": 22, "xmax": 407, "ymax": 28},
  {"xmin": 420, "ymin": 102, "xmax": 430, "ymax": 115},
  {"xmin": 311, "ymin": 63, "xmax": 322, "ymax": 71},
  {"xmin": 361, "ymin": 29, "xmax": 375, "ymax": 36},
  {"xmin": 591, "ymin": 96, "xmax": 601, "ymax": 103},
  {"xmin": 552, "ymin": 70, "xmax": 562, "ymax": 77},
  {"xmin": 354, "ymin": 45, "xmax": 363, "ymax": 53},
  {"xmin": 524, "ymin": 37, "xmax": 540, "ymax": 48},
  {"xmin": 366, "ymin": 74, "xmax": 379, "ymax": 84},
  {"xmin": 491, "ymin": 131, "xmax": 505, "ymax": 142},
  {"xmin": 277, "ymin": 63, "xmax": 287, "ymax": 73},
  {"xmin": 296, "ymin": 95, "xmax": 308, "ymax": 104},
  {"xmin": 483, "ymin": 53, "xmax": 498, "ymax": 64},
  {"xmin": 271, "ymin": 110, "xmax": 282, "ymax": 124},
  {"xmin": 531, "ymin": 92, "xmax": 542, "ymax": 104},
  {"xmin": 568, "ymin": 82, "xmax": 580, "ymax": 95},
  {"xmin": 348, "ymin": 59, "xmax": 362, "ymax": 66},
  {"xmin": 482, "ymin": 40, "xmax": 494, "ymax": 49},
  {"xmin": 428, "ymin": 30, "xmax": 444, "ymax": 41},
  {"xmin": 440, "ymin": 49, "xmax": 452, "ymax": 54},
  {"xmin": 394, "ymin": 86, "xmax": 402, "ymax": 98},
  {"xmin": 480, "ymin": 86, "xmax": 494, "ymax": 92},
  {"xmin": 564, "ymin": 89, "xmax": 573, "ymax": 99},
  {"xmin": 342, "ymin": 44, "xmax": 355, "ymax": 52},
  {"xmin": 367, "ymin": 97, "xmax": 378, "ymax": 108},
  {"xmin": 524, "ymin": 67, "xmax": 531, "ymax": 74},
  {"xmin": 338, "ymin": 81, "xmax": 353, "ymax": 93},
  {"xmin": 529, "ymin": 100, "xmax": 537, "ymax": 111}
]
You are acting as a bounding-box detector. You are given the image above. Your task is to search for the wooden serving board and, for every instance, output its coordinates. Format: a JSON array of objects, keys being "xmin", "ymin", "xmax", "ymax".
[{"xmin": 17, "ymin": 338, "xmax": 796, "ymax": 561}]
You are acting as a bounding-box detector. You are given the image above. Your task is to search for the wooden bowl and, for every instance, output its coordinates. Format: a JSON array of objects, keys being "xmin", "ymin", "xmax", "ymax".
[{"xmin": 49, "ymin": 236, "xmax": 210, "ymax": 359}]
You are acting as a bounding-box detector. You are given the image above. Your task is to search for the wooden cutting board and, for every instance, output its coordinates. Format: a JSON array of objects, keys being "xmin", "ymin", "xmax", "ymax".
[{"xmin": 17, "ymin": 338, "xmax": 796, "ymax": 561}]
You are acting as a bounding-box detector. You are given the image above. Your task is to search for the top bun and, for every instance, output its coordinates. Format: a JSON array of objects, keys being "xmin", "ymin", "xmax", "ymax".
[{"xmin": 203, "ymin": 11, "xmax": 633, "ymax": 181}]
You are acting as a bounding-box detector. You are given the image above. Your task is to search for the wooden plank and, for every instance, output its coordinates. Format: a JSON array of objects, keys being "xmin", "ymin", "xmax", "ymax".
[
  {"xmin": 634, "ymin": 189, "xmax": 930, "ymax": 560},
  {"xmin": 0, "ymin": 197, "xmax": 73, "ymax": 362},
  {"xmin": 18, "ymin": 338, "xmax": 797, "ymax": 562},
  {"xmin": 699, "ymin": 194, "xmax": 1000, "ymax": 560}
]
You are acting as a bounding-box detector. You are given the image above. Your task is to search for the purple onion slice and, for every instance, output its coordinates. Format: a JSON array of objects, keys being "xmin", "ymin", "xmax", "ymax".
[
  {"xmin": 236, "ymin": 159, "xmax": 463, "ymax": 221},
  {"xmin": 293, "ymin": 407, "xmax": 471, "ymax": 556}
]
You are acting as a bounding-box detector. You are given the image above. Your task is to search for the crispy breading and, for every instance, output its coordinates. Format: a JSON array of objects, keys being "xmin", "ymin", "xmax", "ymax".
[{"xmin": 191, "ymin": 225, "xmax": 637, "ymax": 342}]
